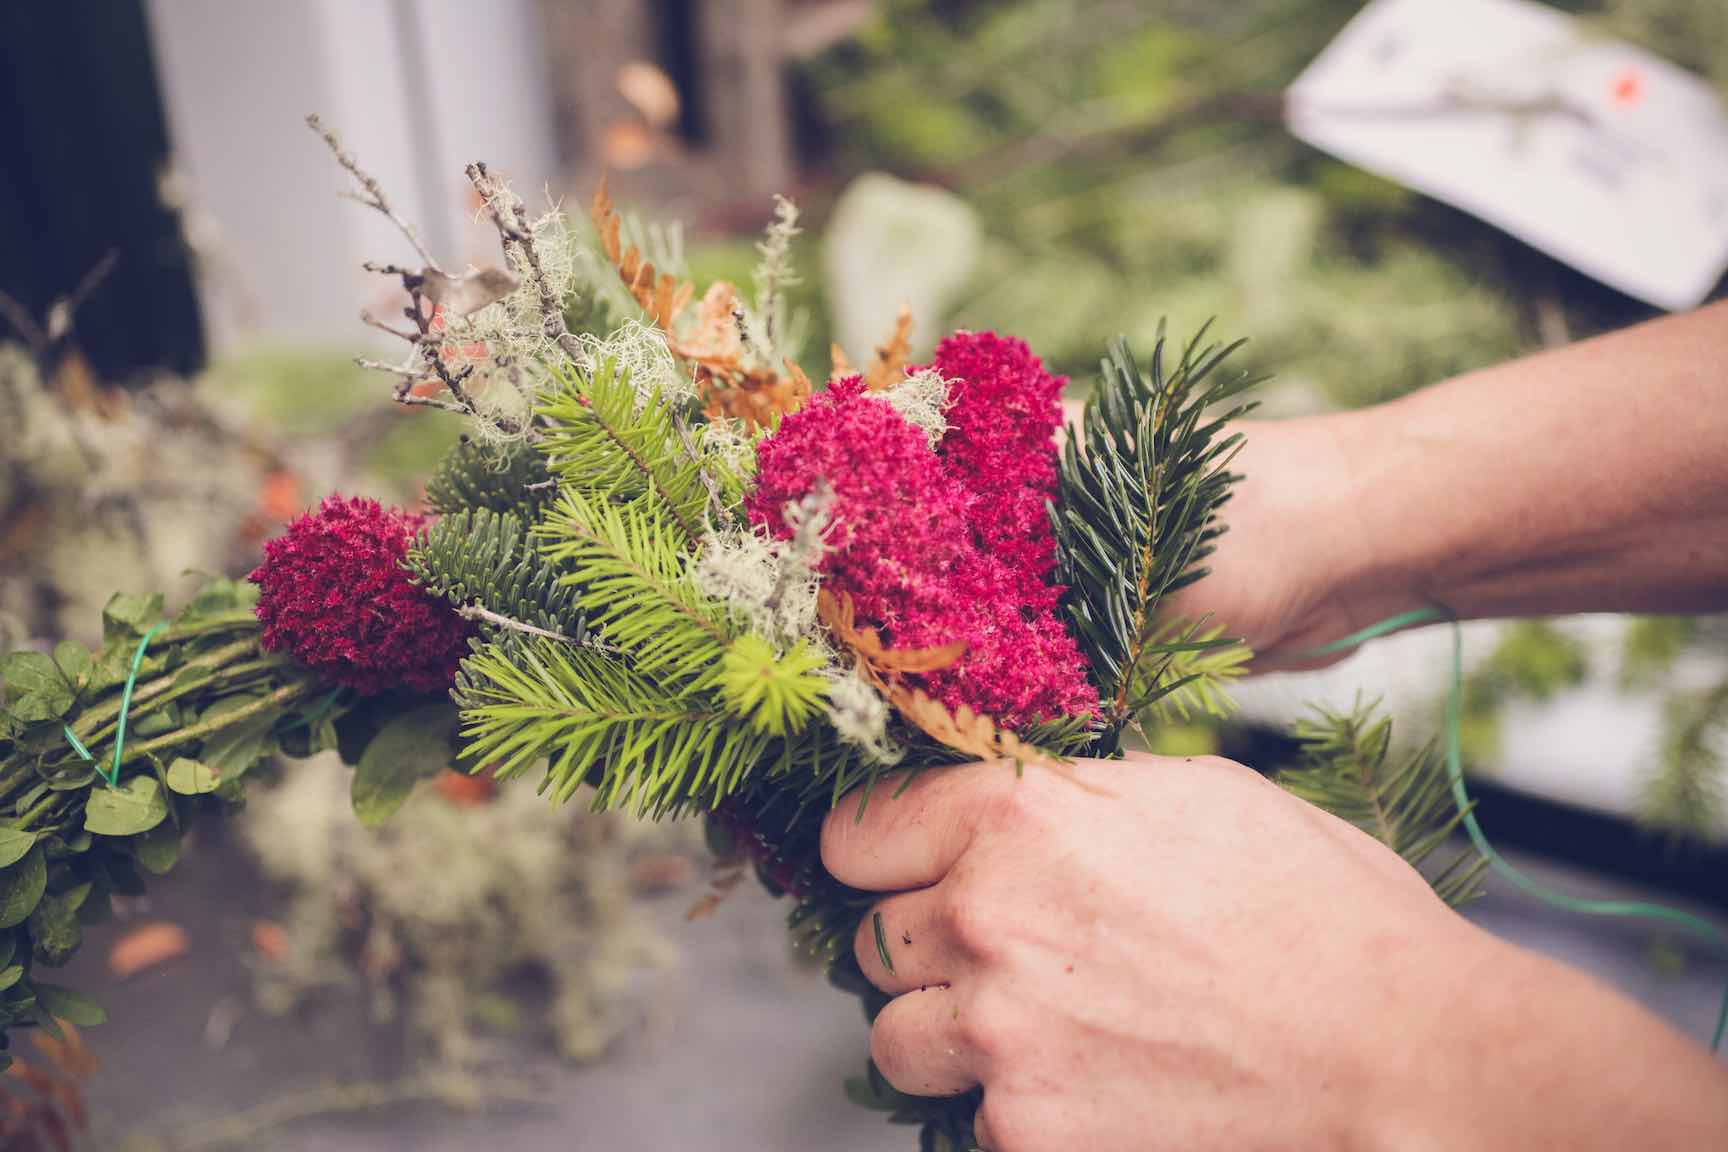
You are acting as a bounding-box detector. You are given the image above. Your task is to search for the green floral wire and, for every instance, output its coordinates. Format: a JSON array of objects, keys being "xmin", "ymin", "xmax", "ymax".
[
  {"xmin": 59, "ymin": 623, "xmax": 166, "ymax": 790},
  {"xmin": 1308, "ymin": 607, "xmax": 1728, "ymax": 1054}
]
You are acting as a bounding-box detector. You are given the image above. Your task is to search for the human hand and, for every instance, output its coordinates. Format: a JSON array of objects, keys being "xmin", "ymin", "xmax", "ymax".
[{"xmin": 822, "ymin": 755, "xmax": 1728, "ymax": 1151}]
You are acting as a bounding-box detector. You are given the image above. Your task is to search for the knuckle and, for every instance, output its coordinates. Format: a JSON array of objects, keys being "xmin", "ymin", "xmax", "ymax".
[
  {"xmin": 939, "ymin": 886, "xmax": 999, "ymax": 961},
  {"xmin": 994, "ymin": 773, "xmax": 1055, "ymax": 830},
  {"xmin": 955, "ymin": 997, "xmax": 1011, "ymax": 1064}
]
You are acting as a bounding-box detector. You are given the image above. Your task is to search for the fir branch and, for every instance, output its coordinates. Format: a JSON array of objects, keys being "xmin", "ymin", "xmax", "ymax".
[
  {"xmin": 1644, "ymin": 680, "xmax": 1727, "ymax": 841},
  {"xmin": 454, "ymin": 635, "xmax": 771, "ymax": 815},
  {"xmin": 406, "ymin": 507, "xmax": 587, "ymax": 639},
  {"xmin": 425, "ymin": 436, "xmax": 555, "ymax": 518},
  {"xmin": 1054, "ymin": 325, "xmax": 1258, "ymax": 729},
  {"xmin": 536, "ymin": 489, "xmax": 733, "ymax": 686},
  {"xmin": 535, "ymin": 358, "xmax": 709, "ymax": 545},
  {"xmin": 1280, "ymin": 702, "xmax": 1486, "ymax": 907},
  {"xmin": 1127, "ymin": 620, "xmax": 1250, "ymax": 726}
]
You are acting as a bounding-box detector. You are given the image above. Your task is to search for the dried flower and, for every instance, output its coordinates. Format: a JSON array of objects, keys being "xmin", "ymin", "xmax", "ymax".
[{"xmin": 250, "ymin": 496, "xmax": 472, "ymax": 695}]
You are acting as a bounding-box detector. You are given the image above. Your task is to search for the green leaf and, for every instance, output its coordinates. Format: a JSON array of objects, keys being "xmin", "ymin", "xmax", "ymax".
[
  {"xmin": 53, "ymin": 641, "xmax": 92, "ymax": 696},
  {"xmin": 200, "ymin": 695, "xmax": 280, "ymax": 791},
  {"xmin": 131, "ymin": 824, "xmax": 182, "ymax": 875},
  {"xmin": 27, "ymin": 884, "xmax": 87, "ymax": 965},
  {"xmin": 165, "ymin": 757, "xmax": 219, "ymax": 796},
  {"xmin": 351, "ymin": 702, "xmax": 456, "ymax": 827},
  {"xmin": 84, "ymin": 776, "xmax": 169, "ymax": 837},
  {"xmin": 0, "ymin": 967, "xmax": 21, "ymax": 993},
  {"xmin": 130, "ymin": 707, "xmax": 180, "ymax": 737},
  {"xmin": 33, "ymin": 982, "xmax": 106, "ymax": 1027},
  {"xmin": 181, "ymin": 578, "xmax": 258, "ymax": 619},
  {"xmin": 0, "ymin": 828, "xmax": 37, "ymax": 870},
  {"xmin": 0, "ymin": 848, "xmax": 46, "ymax": 929},
  {"xmin": 102, "ymin": 592, "xmax": 165, "ymax": 642},
  {"xmin": 0, "ymin": 652, "xmax": 74, "ymax": 723},
  {"xmin": 0, "ymin": 931, "xmax": 14, "ymax": 969}
]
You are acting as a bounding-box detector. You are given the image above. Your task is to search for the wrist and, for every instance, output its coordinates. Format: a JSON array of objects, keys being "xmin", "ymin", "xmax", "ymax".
[{"xmin": 1239, "ymin": 411, "xmax": 1427, "ymax": 655}]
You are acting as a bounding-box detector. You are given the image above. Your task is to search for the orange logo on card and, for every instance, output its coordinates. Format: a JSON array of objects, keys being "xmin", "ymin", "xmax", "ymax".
[{"xmin": 1611, "ymin": 68, "xmax": 1643, "ymax": 107}]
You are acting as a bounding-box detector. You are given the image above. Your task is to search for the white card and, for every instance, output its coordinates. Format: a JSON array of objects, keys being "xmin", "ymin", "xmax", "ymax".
[{"xmin": 1288, "ymin": 0, "xmax": 1728, "ymax": 311}]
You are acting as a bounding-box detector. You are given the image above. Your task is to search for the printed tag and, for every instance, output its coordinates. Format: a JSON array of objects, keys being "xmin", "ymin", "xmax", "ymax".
[{"xmin": 1288, "ymin": 0, "xmax": 1728, "ymax": 310}]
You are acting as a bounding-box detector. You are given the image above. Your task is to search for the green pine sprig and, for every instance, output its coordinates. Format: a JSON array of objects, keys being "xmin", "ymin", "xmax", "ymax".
[
  {"xmin": 1053, "ymin": 326, "xmax": 1259, "ymax": 738},
  {"xmin": 406, "ymin": 507, "xmax": 588, "ymax": 640},
  {"xmin": 535, "ymin": 356, "xmax": 713, "ymax": 545},
  {"xmin": 454, "ymin": 635, "xmax": 770, "ymax": 813},
  {"xmin": 1280, "ymin": 702, "xmax": 1486, "ymax": 908},
  {"xmin": 535, "ymin": 488, "xmax": 734, "ymax": 687}
]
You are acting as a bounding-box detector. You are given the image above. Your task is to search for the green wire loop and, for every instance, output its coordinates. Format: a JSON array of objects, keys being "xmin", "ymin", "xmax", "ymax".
[
  {"xmin": 60, "ymin": 622, "xmax": 165, "ymax": 790},
  {"xmin": 1312, "ymin": 608, "xmax": 1728, "ymax": 1054}
]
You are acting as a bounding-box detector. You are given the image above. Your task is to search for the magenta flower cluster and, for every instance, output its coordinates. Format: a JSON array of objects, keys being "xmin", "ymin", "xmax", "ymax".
[
  {"xmin": 748, "ymin": 332, "xmax": 1095, "ymax": 727},
  {"xmin": 249, "ymin": 496, "xmax": 472, "ymax": 696}
]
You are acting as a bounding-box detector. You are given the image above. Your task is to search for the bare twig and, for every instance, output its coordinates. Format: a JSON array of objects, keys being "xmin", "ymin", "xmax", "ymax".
[
  {"xmin": 359, "ymin": 309, "xmax": 422, "ymax": 344},
  {"xmin": 457, "ymin": 603, "xmax": 576, "ymax": 644},
  {"xmin": 0, "ymin": 290, "xmax": 46, "ymax": 351},
  {"xmin": 307, "ymin": 113, "xmax": 445, "ymax": 274},
  {"xmin": 48, "ymin": 249, "xmax": 120, "ymax": 343},
  {"xmin": 464, "ymin": 161, "xmax": 586, "ymax": 364},
  {"xmin": 354, "ymin": 356, "xmax": 422, "ymax": 380}
]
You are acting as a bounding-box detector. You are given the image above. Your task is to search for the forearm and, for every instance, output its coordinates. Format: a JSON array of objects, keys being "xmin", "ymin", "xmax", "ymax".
[
  {"xmin": 1389, "ymin": 928, "xmax": 1728, "ymax": 1151},
  {"xmin": 1317, "ymin": 302, "xmax": 1728, "ymax": 623}
]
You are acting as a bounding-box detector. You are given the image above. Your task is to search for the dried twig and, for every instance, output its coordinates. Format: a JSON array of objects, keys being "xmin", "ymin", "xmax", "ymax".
[
  {"xmin": 465, "ymin": 161, "xmax": 586, "ymax": 365},
  {"xmin": 307, "ymin": 114, "xmax": 444, "ymax": 274},
  {"xmin": 456, "ymin": 603, "xmax": 577, "ymax": 644}
]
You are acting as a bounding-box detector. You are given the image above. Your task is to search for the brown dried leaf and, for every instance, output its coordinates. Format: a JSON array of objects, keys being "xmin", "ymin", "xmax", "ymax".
[
  {"xmin": 251, "ymin": 919, "xmax": 290, "ymax": 965},
  {"xmin": 417, "ymin": 266, "xmax": 520, "ymax": 318},
  {"xmin": 432, "ymin": 770, "xmax": 496, "ymax": 808},
  {"xmin": 593, "ymin": 179, "xmax": 623, "ymax": 265},
  {"xmin": 700, "ymin": 361, "xmax": 810, "ymax": 430},
  {"xmin": 830, "ymin": 342, "xmax": 853, "ymax": 379},
  {"xmin": 676, "ymin": 282, "xmax": 743, "ymax": 369},
  {"xmin": 106, "ymin": 921, "xmax": 188, "ymax": 981},
  {"xmin": 863, "ymin": 305, "xmax": 914, "ymax": 392},
  {"xmin": 685, "ymin": 863, "xmax": 746, "ymax": 921},
  {"xmin": 817, "ymin": 590, "xmax": 964, "ymax": 674}
]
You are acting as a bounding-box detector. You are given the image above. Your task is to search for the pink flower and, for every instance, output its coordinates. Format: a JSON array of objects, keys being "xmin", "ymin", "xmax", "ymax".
[
  {"xmin": 250, "ymin": 496, "xmax": 472, "ymax": 695},
  {"xmin": 928, "ymin": 330, "xmax": 1067, "ymax": 608},
  {"xmin": 748, "ymin": 365, "xmax": 1094, "ymax": 727}
]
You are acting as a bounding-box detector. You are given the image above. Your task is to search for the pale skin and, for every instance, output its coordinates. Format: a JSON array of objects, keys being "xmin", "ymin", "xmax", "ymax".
[{"xmin": 823, "ymin": 301, "xmax": 1728, "ymax": 1150}]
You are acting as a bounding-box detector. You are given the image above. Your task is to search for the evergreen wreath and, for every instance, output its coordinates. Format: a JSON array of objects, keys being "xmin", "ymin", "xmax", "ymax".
[{"xmin": 0, "ymin": 119, "xmax": 1479, "ymax": 1151}]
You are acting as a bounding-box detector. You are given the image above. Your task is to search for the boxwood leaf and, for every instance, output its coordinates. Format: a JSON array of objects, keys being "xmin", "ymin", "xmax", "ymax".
[
  {"xmin": 131, "ymin": 825, "xmax": 182, "ymax": 875},
  {"xmin": 84, "ymin": 776, "xmax": 169, "ymax": 837},
  {"xmin": 53, "ymin": 641, "xmax": 92, "ymax": 696},
  {"xmin": 1, "ymin": 652, "xmax": 73, "ymax": 723},
  {"xmin": 0, "ymin": 828, "xmax": 36, "ymax": 870},
  {"xmin": 0, "ymin": 848, "xmax": 46, "ymax": 929},
  {"xmin": 33, "ymin": 982, "xmax": 106, "ymax": 1027},
  {"xmin": 352, "ymin": 702, "xmax": 456, "ymax": 827},
  {"xmin": 165, "ymin": 757, "xmax": 219, "ymax": 796}
]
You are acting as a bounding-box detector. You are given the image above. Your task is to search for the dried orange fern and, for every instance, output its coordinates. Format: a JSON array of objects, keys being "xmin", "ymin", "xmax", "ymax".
[
  {"xmin": 591, "ymin": 177, "xmax": 693, "ymax": 331},
  {"xmin": 863, "ymin": 306, "xmax": 915, "ymax": 392}
]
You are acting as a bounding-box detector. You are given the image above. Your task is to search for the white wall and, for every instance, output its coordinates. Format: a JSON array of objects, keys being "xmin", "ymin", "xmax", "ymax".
[{"xmin": 145, "ymin": 0, "xmax": 557, "ymax": 351}]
